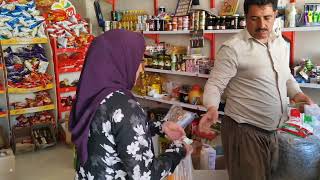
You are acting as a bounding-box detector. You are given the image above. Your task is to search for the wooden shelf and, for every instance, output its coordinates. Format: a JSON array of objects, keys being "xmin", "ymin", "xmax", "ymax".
[
  {"xmin": 10, "ymin": 104, "xmax": 55, "ymax": 116},
  {"xmin": 0, "ymin": 37, "xmax": 48, "ymax": 45},
  {"xmin": 144, "ymin": 68, "xmax": 210, "ymax": 78},
  {"xmin": 60, "ymin": 87, "xmax": 77, "ymax": 93},
  {"xmin": 299, "ymin": 83, "xmax": 320, "ymax": 89},
  {"xmin": 8, "ymin": 84, "xmax": 54, "ymax": 94}
]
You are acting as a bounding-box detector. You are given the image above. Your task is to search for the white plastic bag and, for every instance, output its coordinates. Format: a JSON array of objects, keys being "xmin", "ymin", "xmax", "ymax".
[{"xmin": 171, "ymin": 155, "xmax": 193, "ymax": 180}]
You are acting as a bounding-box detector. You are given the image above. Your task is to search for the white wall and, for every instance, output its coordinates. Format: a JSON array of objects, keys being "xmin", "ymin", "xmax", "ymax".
[{"xmin": 77, "ymin": 0, "xmax": 320, "ymax": 104}]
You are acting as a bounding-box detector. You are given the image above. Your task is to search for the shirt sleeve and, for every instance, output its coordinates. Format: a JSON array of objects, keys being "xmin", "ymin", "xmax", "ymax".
[
  {"xmin": 203, "ymin": 45, "xmax": 238, "ymax": 108},
  {"xmin": 287, "ymin": 74, "xmax": 302, "ymax": 98},
  {"xmin": 113, "ymin": 101, "xmax": 186, "ymax": 180}
]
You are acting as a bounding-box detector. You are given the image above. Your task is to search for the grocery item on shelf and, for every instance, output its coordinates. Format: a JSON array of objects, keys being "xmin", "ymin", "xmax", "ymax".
[
  {"xmin": 304, "ymin": 3, "xmax": 320, "ymax": 27},
  {"xmin": 0, "ymin": 83, "xmax": 3, "ymax": 91},
  {"xmin": 57, "ymin": 52, "xmax": 85, "ymax": 72},
  {"xmin": 10, "ymin": 91, "xmax": 53, "ymax": 110},
  {"xmin": 46, "ymin": 10, "xmax": 94, "ymax": 48},
  {"xmin": 294, "ymin": 58, "xmax": 320, "ymax": 84},
  {"xmin": 60, "ymin": 95, "xmax": 74, "ymax": 108},
  {"xmin": 59, "ymin": 78, "xmax": 78, "ymax": 88},
  {"xmin": 0, "ymin": 0, "xmax": 46, "ymax": 40},
  {"xmin": 31, "ymin": 123, "xmax": 56, "ymax": 149},
  {"xmin": 107, "ymin": 8, "xmax": 246, "ymax": 32},
  {"xmin": 4, "ymin": 45, "xmax": 53, "ymax": 88},
  {"xmin": 144, "ymin": 43, "xmax": 212, "ymax": 74},
  {"xmin": 134, "ymin": 72, "xmax": 205, "ymax": 106},
  {"xmin": 15, "ymin": 111, "xmax": 54, "ymax": 127}
]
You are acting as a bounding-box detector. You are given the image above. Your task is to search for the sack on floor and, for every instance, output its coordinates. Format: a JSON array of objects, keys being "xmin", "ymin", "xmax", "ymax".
[{"xmin": 272, "ymin": 132, "xmax": 320, "ymax": 180}]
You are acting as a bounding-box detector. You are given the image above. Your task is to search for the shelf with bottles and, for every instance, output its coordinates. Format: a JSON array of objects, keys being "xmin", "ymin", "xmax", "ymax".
[
  {"xmin": 144, "ymin": 43, "xmax": 212, "ymax": 77},
  {"xmin": 294, "ymin": 59, "xmax": 320, "ymax": 89},
  {"xmin": 145, "ymin": 68, "xmax": 210, "ymax": 78},
  {"xmin": 134, "ymin": 93, "xmax": 207, "ymax": 111},
  {"xmin": 107, "ymin": 8, "xmax": 247, "ymax": 32}
]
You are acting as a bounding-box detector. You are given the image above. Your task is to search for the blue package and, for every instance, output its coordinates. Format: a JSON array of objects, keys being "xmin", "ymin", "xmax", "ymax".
[
  {"xmin": 26, "ymin": 1, "xmax": 36, "ymax": 9},
  {"xmin": 0, "ymin": 8, "xmax": 9, "ymax": 15},
  {"xmin": 29, "ymin": 21, "xmax": 42, "ymax": 29},
  {"xmin": 6, "ymin": 18, "xmax": 19, "ymax": 29},
  {"xmin": 22, "ymin": 11, "xmax": 32, "ymax": 19}
]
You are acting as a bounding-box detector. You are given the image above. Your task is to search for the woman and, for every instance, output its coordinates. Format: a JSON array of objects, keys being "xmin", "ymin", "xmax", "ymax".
[{"xmin": 70, "ymin": 29, "xmax": 190, "ymax": 180}]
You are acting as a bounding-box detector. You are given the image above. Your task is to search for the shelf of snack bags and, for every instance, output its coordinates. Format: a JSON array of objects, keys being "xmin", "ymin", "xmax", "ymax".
[
  {"xmin": 0, "ymin": 111, "xmax": 7, "ymax": 118},
  {"xmin": 0, "ymin": 0, "xmax": 59, "ymax": 151},
  {"xmin": 43, "ymin": 5, "xmax": 93, "ymax": 125},
  {"xmin": 0, "ymin": 1, "xmax": 48, "ymax": 45}
]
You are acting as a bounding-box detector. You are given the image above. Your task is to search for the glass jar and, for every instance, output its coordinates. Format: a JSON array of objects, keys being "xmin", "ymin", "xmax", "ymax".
[
  {"xmin": 220, "ymin": 16, "xmax": 226, "ymax": 30},
  {"xmin": 158, "ymin": 55, "xmax": 165, "ymax": 69},
  {"xmin": 225, "ymin": 16, "xmax": 232, "ymax": 29},
  {"xmin": 239, "ymin": 15, "xmax": 246, "ymax": 29},
  {"xmin": 231, "ymin": 14, "xmax": 239, "ymax": 29},
  {"xmin": 164, "ymin": 55, "xmax": 171, "ymax": 70},
  {"xmin": 206, "ymin": 15, "xmax": 214, "ymax": 30},
  {"xmin": 214, "ymin": 16, "xmax": 220, "ymax": 30}
]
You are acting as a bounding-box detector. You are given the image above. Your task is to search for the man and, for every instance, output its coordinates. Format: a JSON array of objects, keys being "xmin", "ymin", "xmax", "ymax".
[{"xmin": 199, "ymin": 0, "xmax": 313, "ymax": 180}]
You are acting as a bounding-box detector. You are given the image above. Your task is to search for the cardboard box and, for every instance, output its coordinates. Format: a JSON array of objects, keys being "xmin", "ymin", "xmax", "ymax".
[
  {"xmin": 0, "ymin": 149, "xmax": 15, "ymax": 180},
  {"xmin": 193, "ymin": 170, "xmax": 228, "ymax": 180}
]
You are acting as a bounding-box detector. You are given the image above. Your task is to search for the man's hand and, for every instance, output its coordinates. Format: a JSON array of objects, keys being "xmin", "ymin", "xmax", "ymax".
[
  {"xmin": 292, "ymin": 92, "xmax": 314, "ymax": 112},
  {"xmin": 162, "ymin": 121, "xmax": 185, "ymax": 141},
  {"xmin": 198, "ymin": 106, "xmax": 219, "ymax": 134}
]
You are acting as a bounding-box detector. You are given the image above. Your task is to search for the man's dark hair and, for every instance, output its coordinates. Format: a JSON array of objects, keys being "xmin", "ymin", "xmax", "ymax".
[{"xmin": 244, "ymin": 0, "xmax": 278, "ymax": 15}]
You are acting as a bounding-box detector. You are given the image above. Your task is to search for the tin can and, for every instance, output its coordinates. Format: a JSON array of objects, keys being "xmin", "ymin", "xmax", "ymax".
[
  {"xmin": 194, "ymin": 11, "xmax": 200, "ymax": 30},
  {"xmin": 167, "ymin": 22, "xmax": 173, "ymax": 31},
  {"xmin": 189, "ymin": 12, "xmax": 195, "ymax": 31},
  {"xmin": 172, "ymin": 22, "xmax": 178, "ymax": 31},
  {"xmin": 104, "ymin": 21, "xmax": 111, "ymax": 31},
  {"xmin": 178, "ymin": 17, "xmax": 183, "ymax": 30},
  {"xmin": 199, "ymin": 11, "xmax": 206, "ymax": 30},
  {"xmin": 183, "ymin": 16, "xmax": 189, "ymax": 30}
]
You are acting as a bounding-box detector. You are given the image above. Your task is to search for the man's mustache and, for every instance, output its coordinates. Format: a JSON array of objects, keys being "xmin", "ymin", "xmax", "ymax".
[{"xmin": 256, "ymin": 28, "xmax": 268, "ymax": 32}]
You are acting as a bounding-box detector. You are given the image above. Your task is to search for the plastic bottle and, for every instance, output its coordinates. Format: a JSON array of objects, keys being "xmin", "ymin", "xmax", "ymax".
[
  {"xmin": 171, "ymin": 54, "xmax": 177, "ymax": 71},
  {"xmin": 200, "ymin": 145, "xmax": 216, "ymax": 170},
  {"xmin": 287, "ymin": 0, "xmax": 297, "ymax": 27}
]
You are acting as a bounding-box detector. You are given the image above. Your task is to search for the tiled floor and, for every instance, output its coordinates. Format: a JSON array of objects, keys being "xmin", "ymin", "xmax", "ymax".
[{"xmin": 15, "ymin": 144, "xmax": 75, "ymax": 180}]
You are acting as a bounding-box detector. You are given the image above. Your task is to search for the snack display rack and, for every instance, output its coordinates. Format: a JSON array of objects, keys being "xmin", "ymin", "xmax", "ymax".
[
  {"xmin": 0, "ymin": 51, "xmax": 10, "ymax": 144},
  {"xmin": 50, "ymin": 38, "xmax": 89, "ymax": 122},
  {"xmin": 0, "ymin": 37, "xmax": 58, "ymax": 151}
]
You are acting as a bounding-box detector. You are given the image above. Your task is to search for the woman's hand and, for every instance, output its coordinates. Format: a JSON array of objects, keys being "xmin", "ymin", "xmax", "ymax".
[{"xmin": 162, "ymin": 121, "xmax": 185, "ymax": 141}]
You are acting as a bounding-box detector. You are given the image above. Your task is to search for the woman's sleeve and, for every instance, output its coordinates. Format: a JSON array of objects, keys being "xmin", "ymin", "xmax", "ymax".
[{"xmin": 112, "ymin": 102, "xmax": 186, "ymax": 180}]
